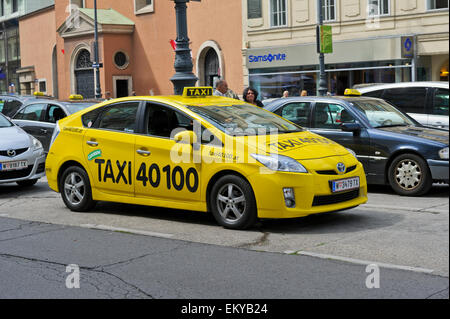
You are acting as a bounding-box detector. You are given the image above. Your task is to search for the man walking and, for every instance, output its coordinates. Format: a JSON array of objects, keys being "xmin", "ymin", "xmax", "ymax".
[{"xmin": 214, "ymin": 80, "xmax": 239, "ymax": 100}]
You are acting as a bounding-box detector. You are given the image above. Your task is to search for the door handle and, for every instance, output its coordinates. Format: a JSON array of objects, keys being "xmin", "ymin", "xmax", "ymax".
[
  {"xmin": 86, "ymin": 140, "xmax": 98, "ymax": 146},
  {"xmin": 137, "ymin": 149, "xmax": 151, "ymax": 156}
]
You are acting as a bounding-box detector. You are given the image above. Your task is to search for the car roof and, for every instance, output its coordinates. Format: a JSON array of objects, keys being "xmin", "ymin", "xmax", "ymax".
[
  {"xmin": 263, "ymin": 95, "xmax": 381, "ymax": 107},
  {"xmin": 356, "ymin": 81, "xmax": 449, "ymax": 93}
]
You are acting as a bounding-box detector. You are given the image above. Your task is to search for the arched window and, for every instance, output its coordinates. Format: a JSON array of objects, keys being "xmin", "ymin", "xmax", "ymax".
[{"xmin": 204, "ymin": 49, "xmax": 219, "ymax": 88}]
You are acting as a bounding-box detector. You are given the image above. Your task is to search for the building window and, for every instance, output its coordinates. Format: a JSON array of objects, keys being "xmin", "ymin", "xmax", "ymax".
[
  {"xmin": 248, "ymin": 0, "xmax": 262, "ymax": 19},
  {"xmin": 12, "ymin": 0, "xmax": 18, "ymax": 13},
  {"xmin": 427, "ymin": 0, "xmax": 449, "ymax": 10},
  {"xmin": 1, "ymin": 1, "xmax": 4, "ymax": 16},
  {"xmin": 113, "ymin": 51, "xmax": 130, "ymax": 70},
  {"xmin": 135, "ymin": 0, "xmax": 154, "ymax": 15},
  {"xmin": 70, "ymin": 0, "xmax": 85, "ymax": 8},
  {"xmin": 270, "ymin": 0, "xmax": 287, "ymax": 27},
  {"xmin": 39, "ymin": 80, "xmax": 47, "ymax": 94},
  {"xmin": 322, "ymin": 0, "xmax": 336, "ymax": 21},
  {"xmin": 368, "ymin": 0, "xmax": 390, "ymax": 16}
]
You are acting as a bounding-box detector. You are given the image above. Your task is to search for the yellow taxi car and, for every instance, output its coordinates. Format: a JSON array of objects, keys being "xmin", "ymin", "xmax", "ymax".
[{"xmin": 45, "ymin": 87, "xmax": 367, "ymax": 229}]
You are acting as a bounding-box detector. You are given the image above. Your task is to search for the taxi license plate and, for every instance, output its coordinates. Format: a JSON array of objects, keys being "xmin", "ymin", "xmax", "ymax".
[
  {"xmin": 0, "ymin": 161, "xmax": 28, "ymax": 171},
  {"xmin": 331, "ymin": 177, "xmax": 360, "ymax": 193}
]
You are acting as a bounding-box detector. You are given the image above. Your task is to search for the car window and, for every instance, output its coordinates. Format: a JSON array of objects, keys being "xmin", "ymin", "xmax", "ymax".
[
  {"xmin": 275, "ymin": 102, "xmax": 310, "ymax": 127},
  {"xmin": 47, "ymin": 105, "xmax": 66, "ymax": 123},
  {"xmin": 13, "ymin": 103, "xmax": 46, "ymax": 121},
  {"xmin": 147, "ymin": 103, "xmax": 193, "ymax": 138},
  {"xmin": 0, "ymin": 113, "xmax": 12, "ymax": 127},
  {"xmin": 312, "ymin": 103, "xmax": 350, "ymax": 129},
  {"xmin": 362, "ymin": 89, "xmax": 383, "ymax": 98},
  {"xmin": 97, "ymin": 102, "xmax": 139, "ymax": 133},
  {"xmin": 433, "ymin": 88, "xmax": 449, "ymax": 115},
  {"xmin": 382, "ymin": 87, "xmax": 427, "ymax": 114},
  {"xmin": 1, "ymin": 98, "xmax": 23, "ymax": 116},
  {"xmin": 350, "ymin": 99, "xmax": 415, "ymax": 128},
  {"xmin": 187, "ymin": 103, "xmax": 302, "ymax": 136}
]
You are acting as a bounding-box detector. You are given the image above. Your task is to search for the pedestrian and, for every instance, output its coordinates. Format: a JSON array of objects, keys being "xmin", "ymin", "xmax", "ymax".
[
  {"xmin": 243, "ymin": 87, "xmax": 264, "ymax": 107},
  {"xmin": 213, "ymin": 80, "xmax": 240, "ymax": 100},
  {"xmin": 300, "ymin": 90, "xmax": 307, "ymax": 96},
  {"xmin": 282, "ymin": 90, "xmax": 289, "ymax": 98}
]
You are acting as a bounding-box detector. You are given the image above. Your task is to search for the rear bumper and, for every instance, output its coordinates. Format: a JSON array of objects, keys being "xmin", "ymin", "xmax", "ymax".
[{"xmin": 427, "ymin": 159, "xmax": 449, "ymax": 183}]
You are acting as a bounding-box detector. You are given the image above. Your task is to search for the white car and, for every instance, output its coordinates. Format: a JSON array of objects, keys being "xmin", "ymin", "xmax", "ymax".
[
  {"xmin": 0, "ymin": 113, "xmax": 46, "ymax": 186},
  {"xmin": 356, "ymin": 82, "xmax": 449, "ymax": 130}
]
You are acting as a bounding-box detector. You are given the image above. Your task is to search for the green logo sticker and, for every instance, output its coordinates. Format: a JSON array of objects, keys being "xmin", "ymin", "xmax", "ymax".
[{"xmin": 88, "ymin": 149, "xmax": 102, "ymax": 161}]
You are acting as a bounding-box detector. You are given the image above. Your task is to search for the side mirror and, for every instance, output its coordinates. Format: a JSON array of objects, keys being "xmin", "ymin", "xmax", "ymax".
[
  {"xmin": 341, "ymin": 122, "xmax": 361, "ymax": 135},
  {"xmin": 173, "ymin": 130, "xmax": 198, "ymax": 145}
]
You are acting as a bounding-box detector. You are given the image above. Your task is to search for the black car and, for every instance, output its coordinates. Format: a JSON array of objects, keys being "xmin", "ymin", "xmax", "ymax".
[
  {"xmin": 264, "ymin": 96, "xmax": 449, "ymax": 196},
  {"xmin": 0, "ymin": 94, "xmax": 39, "ymax": 117},
  {"xmin": 11, "ymin": 99, "xmax": 98, "ymax": 152}
]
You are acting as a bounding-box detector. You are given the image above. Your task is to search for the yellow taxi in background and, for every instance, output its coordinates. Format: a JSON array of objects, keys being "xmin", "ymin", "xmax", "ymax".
[{"xmin": 45, "ymin": 87, "xmax": 367, "ymax": 229}]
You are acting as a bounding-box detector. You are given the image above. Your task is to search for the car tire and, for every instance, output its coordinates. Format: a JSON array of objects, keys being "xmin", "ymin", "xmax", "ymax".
[
  {"xmin": 16, "ymin": 179, "xmax": 38, "ymax": 187},
  {"xmin": 60, "ymin": 166, "xmax": 96, "ymax": 211},
  {"xmin": 388, "ymin": 153, "xmax": 432, "ymax": 196},
  {"xmin": 210, "ymin": 175, "xmax": 257, "ymax": 230}
]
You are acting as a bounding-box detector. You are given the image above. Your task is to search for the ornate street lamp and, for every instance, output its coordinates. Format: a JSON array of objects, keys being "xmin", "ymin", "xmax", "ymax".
[{"xmin": 170, "ymin": 0, "xmax": 199, "ymax": 95}]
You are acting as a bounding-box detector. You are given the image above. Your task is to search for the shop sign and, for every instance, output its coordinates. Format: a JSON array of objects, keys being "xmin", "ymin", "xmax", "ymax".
[{"xmin": 401, "ymin": 36, "xmax": 414, "ymax": 58}]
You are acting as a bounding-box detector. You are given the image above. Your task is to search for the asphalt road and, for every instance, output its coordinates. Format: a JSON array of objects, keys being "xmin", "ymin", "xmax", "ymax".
[{"xmin": 0, "ymin": 178, "xmax": 448, "ymax": 300}]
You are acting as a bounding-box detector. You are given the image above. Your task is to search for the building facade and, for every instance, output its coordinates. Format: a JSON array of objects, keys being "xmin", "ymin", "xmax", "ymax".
[
  {"xmin": 18, "ymin": 0, "xmax": 243, "ymax": 99},
  {"xmin": 243, "ymin": 0, "xmax": 449, "ymax": 99}
]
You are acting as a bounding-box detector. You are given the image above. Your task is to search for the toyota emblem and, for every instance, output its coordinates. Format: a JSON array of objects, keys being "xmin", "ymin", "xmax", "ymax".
[{"xmin": 337, "ymin": 162, "xmax": 346, "ymax": 174}]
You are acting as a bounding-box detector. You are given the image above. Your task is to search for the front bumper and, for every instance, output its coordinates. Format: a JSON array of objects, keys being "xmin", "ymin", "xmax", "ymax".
[
  {"xmin": 0, "ymin": 150, "xmax": 46, "ymax": 184},
  {"xmin": 247, "ymin": 163, "xmax": 368, "ymax": 219},
  {"xmin": 427, "ymin": 159, "xmax": 449, "ymax": 183}
]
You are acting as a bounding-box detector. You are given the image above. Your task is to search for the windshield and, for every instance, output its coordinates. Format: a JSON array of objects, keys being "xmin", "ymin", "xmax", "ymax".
[
  {"xmin": 187, "ymin": 103, "xmax": 303, "ymax": 135},
  {"xmin": 0, "ymin": 114, "xmax": 12, "ymax": 128},
  {"xmin": 350, "ymin": 99, "xmax": 416, "ymax": 128},
  {"xmin": 65, "ymin": 103, "xmax": 97, "ymax": 114}
]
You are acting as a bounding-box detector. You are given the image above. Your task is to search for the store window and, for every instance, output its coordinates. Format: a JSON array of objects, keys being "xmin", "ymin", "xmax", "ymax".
[
  {"xmin": 427, "ymin": 0, "xmax": 449, "ymax": 10},
  {"xmin": 270, "ymin": 0, "xmax": 287, "ymax": 27},
  {"xmin": 322, "ymin": 0, "xmax": 336, "ymax": 22},
  {"xmin": 135, "ymin": 0, "xmax": 154, "ymax": 15},
  {"xmin": 367, "ymin": 0, "xmax": 390, "ymax": 16}
]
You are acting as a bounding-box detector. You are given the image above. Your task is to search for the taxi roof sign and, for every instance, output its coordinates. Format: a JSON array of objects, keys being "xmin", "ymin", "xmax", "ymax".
[
  {"xmin": 344, "ymin": 88, "xmax": 361, "ymax": 96},
  {"xmin": 182, "ymin": 87, "xmax": 213, "ymax": 98},
  {"xmin": 69, "ymin": 94, "xmax": 84, "ymax": 100},
  {"xmin": 34, "ymin": 91, "xmax": 44, "ymax": 96}
]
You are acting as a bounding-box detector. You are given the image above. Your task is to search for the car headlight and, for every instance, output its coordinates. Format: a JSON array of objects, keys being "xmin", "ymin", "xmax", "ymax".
[
  {"xmin": 31, "ymin": 136, "xmax": 43, "ymax": 151},
  {"xmin": 439, "ymin": 147, "xmax": 449, "ymax": 160},
  {"xmin": 345, "ymin": 148, "xmax": 357, "ymax": 159},
  {"xmin": 251, "ymin": 153, "xmax": 307, "ymax": 173}
]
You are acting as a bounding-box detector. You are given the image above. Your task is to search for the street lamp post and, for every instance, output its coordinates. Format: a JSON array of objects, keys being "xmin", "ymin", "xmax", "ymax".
[
  {"xmin": 93, "ymin": 0, "xmax": 102, "ymax": 99},
  {"xmin": 170, "ymin": 0, "xmax": 198, "ymax": 95},
  {"xmin": 317, "ymin": 0, "xmax": 327, "ymax": 96}
]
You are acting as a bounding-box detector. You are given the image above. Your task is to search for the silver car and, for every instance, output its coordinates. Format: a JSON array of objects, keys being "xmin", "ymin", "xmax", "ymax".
[
  {"xmin": 356, "ymin": 81, "xmax": 449, "ymax": 130},
  {"xmin": 0, "ymin": 113, "xmax": 46, "ymax": 186}
]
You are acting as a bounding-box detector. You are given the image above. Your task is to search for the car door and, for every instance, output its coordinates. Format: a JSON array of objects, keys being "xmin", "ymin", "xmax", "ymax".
[
  {"xmin": 310, "ymin": 102, "xmax": 372, "ymax": 174},
  {"xmin": 134, "ymin": 102, "xmax": 202, "ymax": 202},
  {"xmin": 11, "ymin": 103, "xmax": 48, "ymax": 146},
  {"xmin": 82, "ymin": 101, "xmax": 140, "ymax": 197}
]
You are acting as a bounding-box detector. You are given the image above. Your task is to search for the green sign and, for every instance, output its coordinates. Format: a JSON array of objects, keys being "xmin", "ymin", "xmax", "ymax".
[
  {"xmin": 320, "ymin": 25, "xmax": 333, "ymax": 54},
  {"xmin": 88, "ymin": 149, "xmax": 102, "ymax": 161}
]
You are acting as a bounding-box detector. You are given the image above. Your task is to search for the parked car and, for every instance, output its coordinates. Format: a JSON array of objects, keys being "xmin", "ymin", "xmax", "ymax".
[
  {"xmin": 11, "ymin": 98, "xmax": 99, "ymax": 152},
  {"xmin": 0, "ymin": 94, "xmax": 40, "ymax": 117},
  {"xmin": 355, "ymin": 82, "xmax": 449, "ymax": 130},
  {"xmin": 264, "ymin": 95, "xmax": 449, "ymax": 196},
  {"xmin": 0, "ymin": 112, "xmax": 46, "ymax": 187}
]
